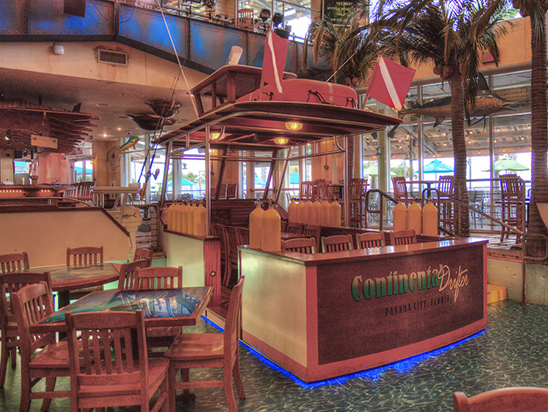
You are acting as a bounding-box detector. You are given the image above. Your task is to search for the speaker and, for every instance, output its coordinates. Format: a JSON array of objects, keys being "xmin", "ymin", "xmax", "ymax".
[{"xmin": 64, "ymin": 0, "xmax": 86, "ymax": 17}]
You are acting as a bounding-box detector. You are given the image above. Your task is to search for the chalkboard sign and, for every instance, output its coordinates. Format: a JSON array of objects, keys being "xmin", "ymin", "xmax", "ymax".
[{"xmin": 323, "ymin": 0, "xmax": 360, "ymax": 25}]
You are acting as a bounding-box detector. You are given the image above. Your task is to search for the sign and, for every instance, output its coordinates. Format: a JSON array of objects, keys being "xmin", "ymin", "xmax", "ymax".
[
  {"xmin": 31, "ymin": 135, "xmax": 58, "ymax": 149},
  {"xmin": 323, "ymin": 0, "xmax": 359, "ymax": 25}
]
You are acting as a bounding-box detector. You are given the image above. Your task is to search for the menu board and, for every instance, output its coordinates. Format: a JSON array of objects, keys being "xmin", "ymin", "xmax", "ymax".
[{"xmin": 323, "ymin": 0, "xmax": 360, "ymax": 25}]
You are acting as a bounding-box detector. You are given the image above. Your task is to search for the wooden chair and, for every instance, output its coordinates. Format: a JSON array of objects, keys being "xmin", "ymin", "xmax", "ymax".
[
  {"xmin": 135, "ymin": 266, "xmax": 184, "ymax": 349},
  {"xmin": 392, "ymin": 176, "xmax": 412, "ymax": 206},
  {"xmin": 211, "ymin": 223, "xmax": 228, "ymax": 285},
  {"xmin": 135, "ymin": 266, "xmax": 183, "ymax": 290},
  {"xmin": 321, "ymin": 234, "xmax": 353, "ymax": 253},
  {"xmin": 117, "ymin": 259, "xmax": 151, "ymax": 290},
  {"xmin": 12, "ymin": 281, "xmax": 71, "ymax": 412},
  {"xmin": 286, "ymin": 222, "xmax": 304, "ymax": 234},
  {"xmin": 0, "ymin": 272, "xmax": 52, "ymax": 388},
  {"xmin": 453, "ymin": 387, "xmax": 548, "ymax": 412},
  {"xmin": 225, "ymin": 225, "xmax": 244, "ymax": 287},
  {"xmin": 499, "ymin": 175, "xmax": 526, "ymax": 243},
  {"xmin": 349, "ymin": 178, "xmax": 368, "ymax": 228},
  {"xmin": 0, "ymin": 252, "xmax": 29, "ymax": 273},
  {"xmin": 226, "ymin": 183, "xmax": 238, "ymax": 199},
  {"xmin": 438, "ymin": 175, "xmax": 455, "ymax": 233},
  {"xmin": 164, "ymin": 276, "xmax": 246, "ymax": 412},
  {"xmin": 237, "ymin": 8, "xmax": 255, "ymax": 30},
  {"xmin": 316, "ymin": 179, "xmax": 328, "ymax": 200},
  {"xmin": 356, "ymin": 232, "xmax": 385, "ymax": 249},
  {"xmin": 389, "ymin": 229, "xmax": 418, "ymax": 246},
  {"xmin": 300, "ymin": 181, "xmax": 314, "ymax": 200},
  {"xmin": 66, "ymin": 246, "xmax": 103, "ymax": 266},
  {"xmin": 67, "ymin": 246, "xmax": 104, "ymax": 300},
  {"xmin": 303, "ymin": 224, "xmax": 321, "ymax": 251},
  {"xmin": 134, "ymin": 247, "xmax": 153, "ymax": 267},
  {"xmin": 282, "ymin": 237, "xmax": 316, "ymax": 254},
  {"xmin": 76, "ymin": 181, "xmax": 94, "ymax": 202},
  {"xmin": 66, "ymin": 310, "xmax": 170, "ymax": 412}
]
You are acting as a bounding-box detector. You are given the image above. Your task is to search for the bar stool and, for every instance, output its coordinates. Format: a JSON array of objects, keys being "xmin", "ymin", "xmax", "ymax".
[
  {"xmin": 499, "ymin": 174, "xmax": 525, "ymax": 242},
  {"xmin": 437, "ymin": 176, "xmax": 455, "ymax": 233}
]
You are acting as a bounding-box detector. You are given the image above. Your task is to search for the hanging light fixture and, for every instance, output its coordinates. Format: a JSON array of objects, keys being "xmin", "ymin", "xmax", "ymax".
[
  {"xmin": 209, "ymin": 126, "xmax": 225, "ymax": 141},
  {"xmin": 274, "ymin": 137, "xmax": 289, "ymax": 145},
  {"xmin": 285, "ymin": 121, "xmax": 303, "ymax": 131}
]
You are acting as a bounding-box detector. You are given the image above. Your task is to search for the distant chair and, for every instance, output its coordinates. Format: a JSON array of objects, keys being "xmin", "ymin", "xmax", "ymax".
[
  {"xmin": 66, "ymin": 246, "xmax": 104, "ymax": 300},
  {"xmin": 282, "ymin": 237, "xmax": 316, "ymax": 254},
  {"xmin": 356, "ymin": 231, "xmax": 385, "ymax": 249},
  {"xmin": 300, "ymin": 181, "xmax": 314, "ymax": 200},
  {"xmin": 164, "ymin": 277, "xmax": 245, "ymax": 411},
  {"xmin": 135, "ymin": 266, "xmax": 183, "ymax": 290},
  {"xmin": 499, "ymin": 174, "xmax": 526, "ymax": 243},
  {"xmin": 211, "ymin": 223, "xmax": 228, "ymax": 283},
  {"xmin": 224, "ymin": 226, "xmax": 249, "ymax": 287},
  {"xmin": 349, "ymin": 178, "xmax": 368, "ymax": 228},
  {"xmin": 65, "ymin": 310, "xmax": 169, "ymax": 412},
  {"xmin": 303, "ymin": 224, "xmax": 321, "ymax": 250},
  {"xmin": 389, "ymin": 229, "xmax": 417, "ymax": 246},
  {"xmin": 0, "ymin": 252, "xmax": 29, "ymax": 273},
  {"xmin": 76, "ymin": 181, "xmax": 95, "ymax": 202},
  {"xmin": 117, "ymin": 259, "xmax": 151, "ymax": 290},
  {"xmin": 12, "ymin": 281, "xmax": 70, "ymax": 412},
  {"xmin": 321, "ymin": 234, "xmax": 353, "ymax": 253},
  {"xmin": 0, "ymin": 272, "xmax": 52, "ymax": 388},
  {"xmin": 226, "ymin": 183, "xmax": 238, "ymax": 199},
  {"xmin": 438, "ymin": 175, "xmax": 455, "ymax": 233},
  {"xmin": 286, "ymin": 222, "xmax": 304, "ymax": 235},
  {"xmin": 316, "ymin": 179, "xmax": 328, "ymax": 200},
  {"xmin": 134, "ymin": 248, "xmax": 153, "ymax": 266},
  {"xmin": 392, "ymin": 176, "xmax": 412, "ymax": 206},
  {"xmin": 237, "ymin": 8, "xmax": 255, "ymax": 30},
  {"xmin": 453, "ymin": 387, "xmax": 548, "ymax": 412}
]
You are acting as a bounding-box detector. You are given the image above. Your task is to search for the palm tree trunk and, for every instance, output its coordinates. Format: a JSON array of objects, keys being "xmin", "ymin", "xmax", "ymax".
[
  {"xmin": 526, "ymin": 10, "xmax": 548, "ymax": 258},
  {"xmin": 450, "ymin": 69, "xmax": 470, "ymax": 237}
]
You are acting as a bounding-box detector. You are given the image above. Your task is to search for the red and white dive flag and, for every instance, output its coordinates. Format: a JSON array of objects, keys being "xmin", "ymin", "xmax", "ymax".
[
  {"xmin": 367, "ymin": 56, "xmax": 416, "ymax": 110},
  {"xmin": 262, "ymin": 31, "xmax": 289, "ymax": 94}
]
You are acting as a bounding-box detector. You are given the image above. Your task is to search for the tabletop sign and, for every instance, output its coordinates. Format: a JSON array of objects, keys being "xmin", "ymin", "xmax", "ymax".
[
  {"xmin": 31, "ymin": 134, "xmax": 58, "ymax": 149},
  {"xmin": 323, "ymin": 0, "xmax": 359, "ymax": 25}
]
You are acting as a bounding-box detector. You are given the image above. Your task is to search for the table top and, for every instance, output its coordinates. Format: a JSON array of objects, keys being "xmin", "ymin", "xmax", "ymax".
[
  {"xmin": 31, "ymin": 286, "xmax": 213, "ymax": 333},
  {"xmin": 31, "ymin": 263, "xmax": 120, "ymax": 292}
]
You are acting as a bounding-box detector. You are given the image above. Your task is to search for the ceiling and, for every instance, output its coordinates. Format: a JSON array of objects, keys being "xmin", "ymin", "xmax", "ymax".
[{"xmin": 0, "ymin": 67, "xmax": 196, "ymax": 154}]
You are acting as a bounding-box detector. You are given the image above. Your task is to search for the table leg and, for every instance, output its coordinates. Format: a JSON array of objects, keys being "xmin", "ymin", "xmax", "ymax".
[{"xmin": 57, "ymin": 291, "xmax": 71, "ymax": 309}]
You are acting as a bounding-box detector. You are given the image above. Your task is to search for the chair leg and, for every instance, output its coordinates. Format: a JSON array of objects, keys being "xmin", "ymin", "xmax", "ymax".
[
  {"xmin": 40, "ymin": 377, "xmax": 56, "ymax": 412},
  {"xmin": 160, "ymin": 372, "xmax": 170, "ymax": 412},
  {"xmin": 0, "ymin": 341, "xmax": 8, "ymax": 388},
  {"xmin": 19, "ymin": 377, "xmax": 31, "ymax": 412},
  {"xmin": 10, "ymin": 347, "xmax": 17, "ymax": 369},
  {"xmin": 224, "ymin": 367, "xmax": 238, "ymax": 412},
  {"xmin": 169, "ymin": 365, "xmax": 177, "ymax": 410},
  {"xmin": 232, "ymin": 359, "xmax": 246, "ymax": 400}
]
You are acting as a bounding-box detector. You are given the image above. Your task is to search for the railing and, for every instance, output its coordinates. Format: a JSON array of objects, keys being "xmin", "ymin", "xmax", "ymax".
[{"xmin": 364, "ymin": 189, "xmax": 397, "ymax": 232}]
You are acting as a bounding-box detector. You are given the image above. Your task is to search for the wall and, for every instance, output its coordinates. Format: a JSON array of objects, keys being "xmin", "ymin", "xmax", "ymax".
[
  {"xmin": 37, "ymin": 152, "xmax": 71, "ymax": 184},
  {"xmin": 0, "ymin": 208, "xmax": 130, "ymax": 266},
  {"xmin": 0, "ymin": 149, "xmax": 15, "ymax": 183},
  {"xmin": 93, "ymin": 140, "xmax": 121, "ymax": 186}
]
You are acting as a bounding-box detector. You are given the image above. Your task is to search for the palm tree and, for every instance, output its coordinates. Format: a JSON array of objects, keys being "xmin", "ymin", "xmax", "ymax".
[
  {"xmin": 482, "ymin": 0, "xmax": 548, "ymax": 256},
  {"xmin": 366, "ymin": 0, "xmax": 508, "ymax": 237}
]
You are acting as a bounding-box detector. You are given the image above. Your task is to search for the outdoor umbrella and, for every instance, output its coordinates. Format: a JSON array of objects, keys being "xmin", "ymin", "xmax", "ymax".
[
  {"xmin": 491, "ymin": 158, "xmax": 529, "ymax": 172},
  {"xmin": 181, "ymin": 177, "xmax": 194, "ymax": 186},
  {"xmin": 423, "ymin": 159, "xmax": 454, "ymax": 174},
  {"xmin": 289, "ymin": 173, "xmax": 299, "ymax": 185},
  {"xmin": 364, "ymin": 164, "xmax": 379, "ymax": 176}
]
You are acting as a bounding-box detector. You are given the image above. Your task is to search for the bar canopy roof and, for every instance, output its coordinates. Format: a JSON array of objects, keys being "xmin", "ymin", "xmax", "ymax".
[{"xmin": 155, "ymin": 65, "xmax": 402, "ymax": 151}]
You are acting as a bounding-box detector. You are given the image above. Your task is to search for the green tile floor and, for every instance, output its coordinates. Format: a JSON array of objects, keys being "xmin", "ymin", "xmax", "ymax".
[{"xmin": 3, "ymin": 300, "xmax": 548, "ymax": 411}]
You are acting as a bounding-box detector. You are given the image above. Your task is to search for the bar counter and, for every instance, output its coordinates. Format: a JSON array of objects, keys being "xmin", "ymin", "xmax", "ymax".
[{"xmin": 239, "ymin": 237, "xmax": 487, "ymax": 383}]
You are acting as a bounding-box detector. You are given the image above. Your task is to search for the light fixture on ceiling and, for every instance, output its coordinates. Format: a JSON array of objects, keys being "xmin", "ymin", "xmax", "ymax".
[
  {"xmin": 209, "ymin": 126, "xmax": 225, "ymax": 141},
  {"xmin": 274, "ymin": 137, "xmax": 289, "ymax": 145},
  {"xmin": 285, "ymin": 121, "xmax": 303, "ymax": 131}
]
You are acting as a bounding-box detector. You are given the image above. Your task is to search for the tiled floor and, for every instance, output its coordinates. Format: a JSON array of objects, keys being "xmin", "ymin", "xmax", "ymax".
[{"xmin": 3, "ymin": 299, "xmax": 548, "ymax": 411}]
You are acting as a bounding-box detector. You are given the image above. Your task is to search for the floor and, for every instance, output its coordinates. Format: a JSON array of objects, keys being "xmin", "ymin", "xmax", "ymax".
[{"xmin": 3, "ymin": 299, "xmax": 548, "ymax": 411}]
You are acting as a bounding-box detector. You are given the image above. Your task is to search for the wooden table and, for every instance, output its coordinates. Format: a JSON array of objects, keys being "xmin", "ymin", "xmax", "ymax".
[
  {"xmin": 31, "ymin": 263, "xmax": 121, "ymax": 308},
  {"xmin": 31, "ymin": 286, "xmax": 213, "ymax": 334}
]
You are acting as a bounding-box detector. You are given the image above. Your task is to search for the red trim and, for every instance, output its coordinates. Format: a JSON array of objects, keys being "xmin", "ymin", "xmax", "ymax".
[{"xmin": 306, "ymin": 266, "xmax": 319, "ymax": 371}]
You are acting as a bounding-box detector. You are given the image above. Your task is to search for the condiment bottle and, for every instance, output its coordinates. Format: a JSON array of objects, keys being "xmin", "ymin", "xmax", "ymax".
[{"xmin": 393, "ymin": 202, "xmax": 407, "ymax": 231}]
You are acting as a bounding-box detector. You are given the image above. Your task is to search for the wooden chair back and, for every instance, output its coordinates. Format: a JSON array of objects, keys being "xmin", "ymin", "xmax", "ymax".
[
  {"xmin": 236, "ymin": 226, "xmax": 249, "ymax": 245},
  {"xmin": 0, "ymin": 252, "xmax": 29, "ymax": 273},
  {"xmin": 67, "ymin": 246, "xmax": 104, "ymax": 267},
  {"xmin": 135, "ymin": 266, "xmax": 183, "ymax": 290},
  {"xmin": 303, "ymin": 224, "xmax": 321, "ymax": 250},
  {"xmin": 349, "ymin": 178, "xmax": 368, "ymax": 200},
  {"xmin": 0, "ymin": 272, "xmax": 52, "ymax": 387},
  {"xmin": 392, "ymin": 176, "xmax": 410, "ymax": 205},
  {"xmin": 118, "ymin": 259, "xmax": 151, "ymax": 290},
  {"xmin": 224, "ymin": 276, "xmax": 245, "ymax": 372},
  {"xmin": 315, "ymin": 179, "xmax": 328, "ymax": 200},
  {"xmin": 11, "ymin": 282, "xmax": 56, "ymax": 364},
  {"xmin": 282, "ymin": 237, "xmax": 316, "ymax": 254},
  {"xmin": 321, "ymin": 234, "xmax": 353, "ymax": 253},
  {"xmin": 237, "ymin": 8, "xmax": 254, "ymax": 30},
  {"xmin": 438, "ymin": 175, "xmax": 455, "ymax": 197},
  {"xmin": 453, "ymin": 387, "xmax": 548, "ymax": 412},
  {"xmin": 356, "ymin": 232, "xmax": 384, "ymax": 249},
  {"xmin": 65, "ymin": 310, "xmax": 167, "ymax": 411},
  {"xmin": 300, "ymin": 181, "xmax": 314, "ymax": 200},
  {"xmin": 286, "ymin": 222, "xmax": 304, "ymax": 234},
  {"xmin": 133, "ymin": 248, "xmax": 153, "ymax": 267},
  {"xmin": 389, "ymin": 229, "xmax": 417, "ymax": 246},
  {"xmin": 76, "ymin": 181, "xmax": 95, "ymax": 201},
  {"xmin": 226, "ymin": 183, "xmax": 238, "ymax": 199}
]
